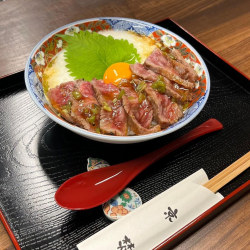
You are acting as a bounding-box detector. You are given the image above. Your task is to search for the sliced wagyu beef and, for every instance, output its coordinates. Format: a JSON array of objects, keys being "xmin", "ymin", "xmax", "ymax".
[
  {"xmin": 70, "ymin": 80, "xmax": 100, "ymax": 133},
  {"xmin": 130, "ymin": 63, "xmax": 193, "ymax": 102},
  {"xmin": 47, "ymin": 81, "xmax": 75, "ymax": 123},
  {"xmin": 46, "ymin": 46, "xmax": 198, "ymax": 135},
  {"xmin": 120, "ymin": 80, "xmax": 161, "ymax": 135},
  {"xmin": 144, "ymin": 48, "xmax": 195, "ymax": 90},
  {"xmin": 170, "ymin": 48, "xmax": 198, "ymax": 83},
  {"xmin": 144, "ymin": 84, "xmax": 183, "ymax": 129},
  {"xmin": 91, "ymin": 79, "xmax": 128, "ymax": 136}
]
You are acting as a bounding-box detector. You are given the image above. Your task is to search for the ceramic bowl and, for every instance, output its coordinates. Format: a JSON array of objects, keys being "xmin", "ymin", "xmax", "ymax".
[{"xmin": 25, "ymin": 17, "xmax": 210, "ymax": 144}]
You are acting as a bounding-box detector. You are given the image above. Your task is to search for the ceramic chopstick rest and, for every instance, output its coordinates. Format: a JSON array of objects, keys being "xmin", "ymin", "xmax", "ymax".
[
  {"xmin": 77, "ymin": 169, "xmax": 224, "ymax": 250},
  {"xmin": 87, "ymin": 158, "xmax": 110, "ymax": 171},
  {"xmin": 102, "ymin": 188, "xmax": 142, "ymax": 221},
  {"xmin": 87, "ymin": 158, "xmax": 142, "ymax": 221}
]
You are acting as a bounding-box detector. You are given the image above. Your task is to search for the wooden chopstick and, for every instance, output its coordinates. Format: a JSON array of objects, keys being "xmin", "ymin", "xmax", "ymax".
[{"xmin": 203, "ymin": 151, "xmax": 250, "ymax": 193}]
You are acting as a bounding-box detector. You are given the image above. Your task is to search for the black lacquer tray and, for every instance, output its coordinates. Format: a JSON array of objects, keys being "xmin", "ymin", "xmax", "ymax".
[{"xmin": 0, "ymin": 19, "xmax": 250, "ymax": 250}]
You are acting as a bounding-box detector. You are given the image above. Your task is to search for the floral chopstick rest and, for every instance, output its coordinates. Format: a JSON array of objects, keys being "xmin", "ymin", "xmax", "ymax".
[
  {"xmin": 103, "ymin": 188, "xmax": 142, "ymax": 221},
  {"xmin": 87, "ymin": 158, "xmax": 142, "ymax": 221},
  {"xmin": 87, "ymin": 158, "xmax": 110, "ymax": 171}
]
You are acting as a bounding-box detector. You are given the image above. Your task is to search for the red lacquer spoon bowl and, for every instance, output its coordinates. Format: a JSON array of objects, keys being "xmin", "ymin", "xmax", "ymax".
[{"xmin": 55, "ymin": 119, "xmax": 223, "ymax": 210}]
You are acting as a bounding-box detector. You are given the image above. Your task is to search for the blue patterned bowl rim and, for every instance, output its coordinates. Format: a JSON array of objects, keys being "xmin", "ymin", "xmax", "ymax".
[{"xmin": 24, "ymin": 17, "xmax": 210, "ymax": 143}]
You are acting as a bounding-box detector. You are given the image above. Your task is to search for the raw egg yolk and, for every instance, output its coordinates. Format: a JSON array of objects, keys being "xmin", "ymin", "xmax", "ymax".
[{"xmin": 103, "ymin": 62, "xmax": 132, "ymax": 85}]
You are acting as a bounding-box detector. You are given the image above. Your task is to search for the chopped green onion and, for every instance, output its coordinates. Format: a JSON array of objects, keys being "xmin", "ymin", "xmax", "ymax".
[
  {"xmin": 91, "ymin": 107, "xmax": 99, "ymax": 114},
  {"xmin": 151, "ymin": 76, "xmax": 166, "ymax": 94},
  {"xmin": 61, "ymin": 100, "xmax": 72, "ymax": 111},
  {"xmin": 84, "ymin": 108, "xmax": 90, "ymax": 114},
  {"xmin": 138, "ymin": 93, "xmax": 146, "ymax": 103},
  {"xmin": 72, "ymin": 91, "xmax": 82, "ymax": 100},
  {"xmin": 103, "ymin": 102, "xmax": 112, "ymax": 112},
  {"xmin": 95, "ymin": 127, "xmax": 101, "ymax": 133},
  {"xmin": 136, "ymin": 81, "xmax": 147, "ymax": 93},
  {"xmin": 62, "ymin": 109, "xmax": 69, "ymax": 114},
  {"xmin": 117, "ymin": 89, "xmax": 125, "ymax": 99},
  {"xmin": 86, "ymin": 115, "xmax": 96, "ymax": 125},
  {"xmin": 183, "ymin": 102, "xmax": 189, "ymax": 111}
]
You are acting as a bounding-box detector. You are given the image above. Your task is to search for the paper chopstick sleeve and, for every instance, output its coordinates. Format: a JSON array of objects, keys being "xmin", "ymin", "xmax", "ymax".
[{"xmin": 77, "ymin": 169, "xmax": 223, "ymax": 250}]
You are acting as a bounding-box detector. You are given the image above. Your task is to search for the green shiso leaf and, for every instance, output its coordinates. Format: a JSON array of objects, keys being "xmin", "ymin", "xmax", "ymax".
[{"xmin": 57, "ymin": 30, "xmax": 141, "ymax": 81}]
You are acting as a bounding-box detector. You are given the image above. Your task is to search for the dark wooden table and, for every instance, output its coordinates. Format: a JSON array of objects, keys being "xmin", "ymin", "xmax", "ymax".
[{"xmin": 0, "ymin": 0, "xmax": 250, "ymax": 249}]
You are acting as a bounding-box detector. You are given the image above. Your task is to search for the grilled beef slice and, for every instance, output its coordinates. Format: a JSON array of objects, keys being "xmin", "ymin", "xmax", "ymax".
[
  {"xmin": 91, "ymin": 79, "xmax": 127, "ymax": 136},
  {"xmin": 120, "ymin": 81, "xmax": 160, "ymax": 135},
  {"xmin": 130, "ymin": 63, "xmax": 193, "ymax": 102},
  {"xmin": 70, "ymin": 80, "xmax": 100, "ymax": 132},
  {"xmin": 170, "ymin": 48, "xmax": 198, "ymax": 83},
  {"xmin": 47, "ymin": 81, "xmax": 75, "ymax": 123},
  {"xmin": 145, "ymin": 84, "xmax": 183, "ymax": 129},
  {"xmin": 144, "ymin": 48, "xmax": 195, "ymax": 89}
]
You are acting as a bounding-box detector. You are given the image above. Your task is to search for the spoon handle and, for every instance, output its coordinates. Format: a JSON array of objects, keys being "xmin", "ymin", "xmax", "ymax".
[{"xmin": 128, "ymin": 119, "xmax": 223, "ymax": 174}]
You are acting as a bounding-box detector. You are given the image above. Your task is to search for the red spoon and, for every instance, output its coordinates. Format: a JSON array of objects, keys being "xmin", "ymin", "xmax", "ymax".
[{"xmin": 55, "ymin": 119, "xmax": 223, "ymax": 210}]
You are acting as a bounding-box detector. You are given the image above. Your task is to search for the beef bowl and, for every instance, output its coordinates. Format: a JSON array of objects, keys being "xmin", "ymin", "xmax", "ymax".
[{"xmin": 25, "ymin": 17, "xmax": 210, "ymax": 144}]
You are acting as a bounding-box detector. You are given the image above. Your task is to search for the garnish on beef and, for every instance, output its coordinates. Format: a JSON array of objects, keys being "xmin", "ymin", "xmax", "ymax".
[
  {"xmin": 91, "ymin": 79, "xmax": 128, "ymax": 136},
  {"xmin": 120, "ymin": 80, "xmax": 161, "ymax": 135},
  {"xmin": 130, "ymin": 63, "xmax": 193, "ymax": 102},
  {"xmin": 46, "ymin": 45, "xmax": 201, "ymax": 136},
  {"xmin": 70, "ymin": 80, "xmax": 100, "ymax": 133},
  {"xmin": 144, "ymin": 84, "xmax": 183, "ymax": 128},
  {"xmin": 144, "ymin": 48, "xmax": 195, "ymax": 90},
  {"xmin": 47, "ymin": 81, "xmax": 75, "ymax": 123}
]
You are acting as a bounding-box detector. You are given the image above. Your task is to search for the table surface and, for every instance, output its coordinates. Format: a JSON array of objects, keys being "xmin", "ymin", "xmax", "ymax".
[{"xmin": 0, "ymin": 0, "xmax": 250, "ymax": 249}]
